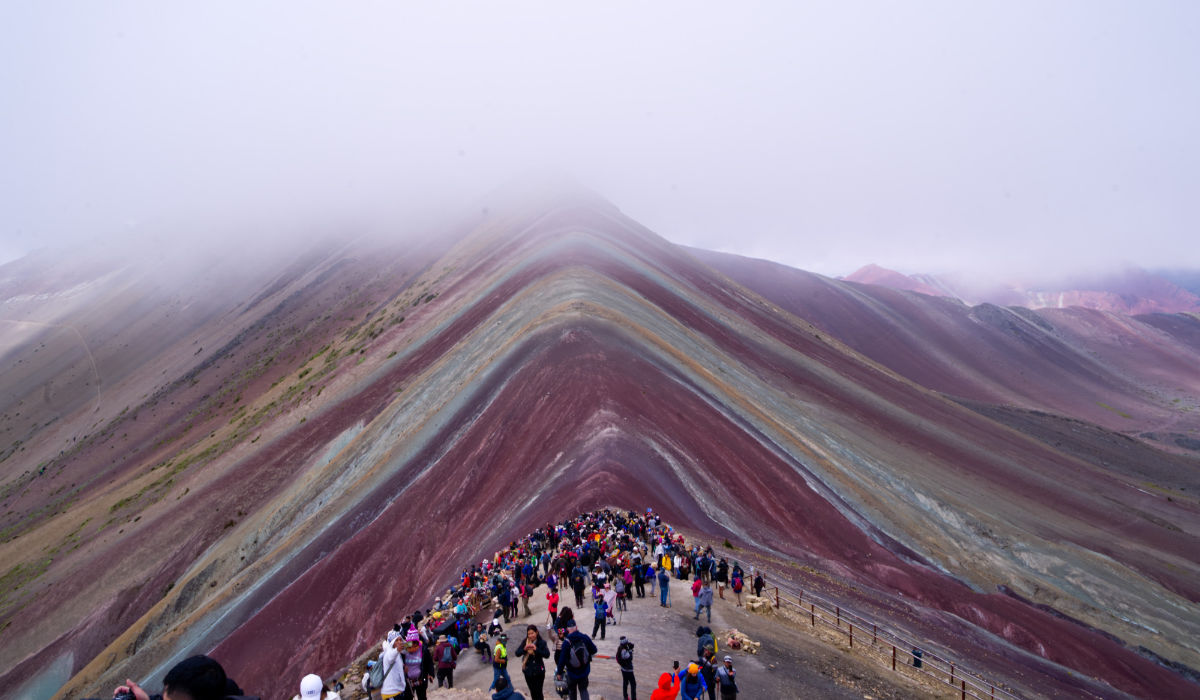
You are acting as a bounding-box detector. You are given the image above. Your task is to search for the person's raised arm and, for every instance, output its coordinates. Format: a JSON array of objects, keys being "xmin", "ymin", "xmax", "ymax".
[{"xmin": 113, "ymin": 679, "xmax": 150, "ymax": 700}]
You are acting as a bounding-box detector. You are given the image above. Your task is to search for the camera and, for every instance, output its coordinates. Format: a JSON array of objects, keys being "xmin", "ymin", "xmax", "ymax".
[
  {"xmin": 332, "ymin": 681, "xmax": 344, "ymax": 692},
  {"xmin": 114, "ymin": 692, "xmax": 136, "ymax": 700}
]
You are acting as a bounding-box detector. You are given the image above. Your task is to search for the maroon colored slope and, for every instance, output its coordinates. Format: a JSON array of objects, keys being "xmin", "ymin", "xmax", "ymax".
[{"xmin": 699, "ymin": 250, "xmax": 1200, "ymax": 449}]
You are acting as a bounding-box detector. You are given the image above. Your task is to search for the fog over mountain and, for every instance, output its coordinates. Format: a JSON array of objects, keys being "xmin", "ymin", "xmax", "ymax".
[{"xmin": 2, "ymin": 2, "xmax": 1199, "ymax": 277}]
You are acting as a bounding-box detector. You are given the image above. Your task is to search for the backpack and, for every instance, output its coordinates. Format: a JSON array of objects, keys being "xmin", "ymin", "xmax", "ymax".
[
  {"xmin": 566, "ymin": 636, "xmax": 591, "ymax": 669},
  {"xmin": 700, "ymin": 633, "xmax": 716, "ymax": 656},
  {"xmin": 367, "ymin": 655, "xmax": 389, "ymax": 690},
  {"xmin": 617, "ymin": 644, "xmax": 633, "ymax": 663},
  {"xmin": 441, "ymin": 644, "xmax": 455, "ymax": 664},
  {"xmin": 732, "ymin": 576, "xmax": 743, "ymax": 593}
]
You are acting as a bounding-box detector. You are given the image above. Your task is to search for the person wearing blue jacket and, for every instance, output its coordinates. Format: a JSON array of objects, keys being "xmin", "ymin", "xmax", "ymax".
[
  {"xmin": 591, "ymin": 596, "xmax": 609, "ymax": 640},
  {"xmin": 677, "ymin": 662, "xmax": 708, "ymax": 700}
]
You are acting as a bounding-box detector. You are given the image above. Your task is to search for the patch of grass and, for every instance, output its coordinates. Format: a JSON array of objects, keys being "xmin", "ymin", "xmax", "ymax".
[
  {"xmin": 1096, "ymin": 401, "xmax": 1132, "ymax": 419},
  {"xmin": 0, "ymin": 556, "xmax": 54, "ymax": 615}
]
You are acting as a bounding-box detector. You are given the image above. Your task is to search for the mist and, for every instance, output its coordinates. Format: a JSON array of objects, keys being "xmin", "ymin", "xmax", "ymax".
[{"xmin": 3, "ymin": 2, "xmax": 1198, "ymax": 279}]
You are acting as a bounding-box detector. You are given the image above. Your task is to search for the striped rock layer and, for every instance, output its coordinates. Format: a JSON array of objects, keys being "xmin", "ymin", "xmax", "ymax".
[{"xmin": 1, "ymin": 191, "xmax": 1198, "ymax": 699}]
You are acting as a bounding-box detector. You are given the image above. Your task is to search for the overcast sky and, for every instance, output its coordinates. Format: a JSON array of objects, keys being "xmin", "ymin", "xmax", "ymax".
[{"xmin": 2, "ymin": 2, "xmax": 1198, "ymax": 278}]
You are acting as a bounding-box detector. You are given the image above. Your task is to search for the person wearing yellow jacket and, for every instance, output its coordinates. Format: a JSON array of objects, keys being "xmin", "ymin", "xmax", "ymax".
[{"xmin": 490, "ymin": 633, "xmax": 511, "ymax": 692}]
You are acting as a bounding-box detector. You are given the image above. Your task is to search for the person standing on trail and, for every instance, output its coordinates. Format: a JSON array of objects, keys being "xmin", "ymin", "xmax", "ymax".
[
  {"xmin": 714, "ymin": 559, "xmax": 728, "ymax": 599},
  {"xmin": 690, "ymin": 577, "xmax": 702, "ymax": 615},
  {"xmin": 696, "ymin": 651, "xmax": 717, "ymax": 700},
  {"xmin": 677, "ymin": 663, "xmax": 708, "ymax": 700},
  {"xmin": 521, "ymin": 580, "xmax": 533, "ymax": 617},
  {"xmin": 553, "ymin": 607, "xmax": 575, "ymax": 647},
  {"xmin": 571, "ymin": 568, "xmax": 587, "ymax": 608},
  {"xmin": 433, "ymin": 635, "xmax": 457, "ymax": 688},
  {"xmin": 603, "ymin": 584, "xmax": 618, "ymax": 625},
  {"xmin": 694, "ymin": 581, "xmax": 713, "ymax": 623},
  {"xmin": 730, "ymin": 570, "xmax": 744, "ymax": 607},
  {"xmin": 646, "ymin": 562, "xmax": 656, "ymax": 597},
  {"xmin": 634, "ymin": 562, "xmax": 646, "ymax": 598},
  {"xmin": 715, "ymin": 657, "xmax": 737, "ymax": 700},
  {"xmin": 547, "ymin": 587, "xmax": 561, "ymax": 627},
  {"xmin": 515, "ymin": 624, "xmax": 551, "ymax": 700},
  {"xmin": 592, "ymin": 593, "xmax": 609, "ymax": 640},
  {"xmin": 400, "ymin": 630, "xmax": 434, "ymax": 700},
  {"xmin": 614, "ymin": 574, "xmax": 628, "ymax": 612},
  {"xmin": 491, "ymin": 633, "xmax": 512, "ymax": 691},
  {"xmin": 657, "ymin": 566, "xmax": 671, "ymax": 607},
  {"xmin": 498, "ymin": 581, "xmax": 513, "ymax": 623},
  {"xmin": 379, "ymin": 636, "xmax": 408, "ymax": 700},
  {"xmin": 649, "ymin": 663, "xmax": 682, "ymax": 700},
  {"xmin": 555, "ymin": 618, "xmax": 599, "ymax": 700},
  {"xmin": 616, "ymin": 635, "xmax": 637, "ymax": 700},
  {"xmin": 752, "ymin": 571, "xmax": 764, "ymax": 599}
]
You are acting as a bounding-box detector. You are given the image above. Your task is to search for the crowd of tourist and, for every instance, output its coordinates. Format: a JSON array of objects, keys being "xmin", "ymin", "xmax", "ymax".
[{"xmin": 102, "ymin": 508, "xmax": 749, "ymax": 700}]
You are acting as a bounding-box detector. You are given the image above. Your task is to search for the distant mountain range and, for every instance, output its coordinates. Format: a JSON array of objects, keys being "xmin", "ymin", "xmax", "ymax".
[{"xmin": 844, "ymin": 263, "xmax": 1200, "ymax": 315}]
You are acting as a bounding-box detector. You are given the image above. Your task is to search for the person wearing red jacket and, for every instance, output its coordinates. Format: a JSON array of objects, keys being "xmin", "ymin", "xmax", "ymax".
[
  {"xmin": 649, "ymin": 662, "xmax": 682, "ymax": 700},
  {"xmin": 547, "ymin": 588, "xmax": 561, "ymax": 627}
]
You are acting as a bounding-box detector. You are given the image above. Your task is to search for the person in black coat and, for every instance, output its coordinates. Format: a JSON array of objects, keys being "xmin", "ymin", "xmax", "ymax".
[
  {"xmin": 554, "ymin": 619, "xmax": 599, "ymax": 700},
  {"xmin": 514, "ymin": 624, "xmax": 552, "ymax": 700}
]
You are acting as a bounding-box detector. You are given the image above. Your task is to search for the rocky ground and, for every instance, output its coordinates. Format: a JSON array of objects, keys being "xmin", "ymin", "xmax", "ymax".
[{"xmin": 335, "ymin": 576, "xmax": 954, "ymax": 700}]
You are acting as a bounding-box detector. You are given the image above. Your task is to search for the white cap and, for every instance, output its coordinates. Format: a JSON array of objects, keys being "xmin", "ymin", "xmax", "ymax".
[{"xmin": 300, "ymin": 674, "xmax": 323, "ymax": 700}]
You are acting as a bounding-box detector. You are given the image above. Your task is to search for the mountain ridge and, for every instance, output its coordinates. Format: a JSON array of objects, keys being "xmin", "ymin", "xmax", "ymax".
[
  {"xmin": 2, "ymin": 193, "xmax": 1198, "ymax": 699},
  {"xmin": 843, "ymin": 262, "xmax": 1200, "ymax": 315}
]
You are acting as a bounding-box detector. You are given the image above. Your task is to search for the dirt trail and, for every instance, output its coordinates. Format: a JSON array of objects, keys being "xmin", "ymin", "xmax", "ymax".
[{"xmin": 407, "ymin": 574, "xmax": 952, "ymax": 700}]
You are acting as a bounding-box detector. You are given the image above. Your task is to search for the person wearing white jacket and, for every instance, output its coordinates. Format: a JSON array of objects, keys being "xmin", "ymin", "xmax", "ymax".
[{"xmin": 379, "ymin": 637, "xmax": 408, "ymax": 700}]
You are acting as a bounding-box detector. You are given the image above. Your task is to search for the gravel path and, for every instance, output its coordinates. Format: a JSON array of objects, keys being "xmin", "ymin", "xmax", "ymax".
[{"xmin": 402, "ymin": 574, "xmax": 951, "ymax": 700}]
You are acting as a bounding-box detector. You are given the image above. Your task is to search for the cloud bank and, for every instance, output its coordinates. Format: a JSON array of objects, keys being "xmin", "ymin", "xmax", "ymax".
[{"xmin": 2, "ymin": 1, "xmax": 1197, "ymax": 276}]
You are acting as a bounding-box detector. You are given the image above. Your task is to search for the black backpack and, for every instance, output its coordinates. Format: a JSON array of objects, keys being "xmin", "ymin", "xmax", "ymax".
[
  {"xmin": 617, "ymin": 644, "xmax": 633, "ymax": 665},
  {"xmin": 566, "ymin": 637, "xmax": 590, "ymax": 669}
]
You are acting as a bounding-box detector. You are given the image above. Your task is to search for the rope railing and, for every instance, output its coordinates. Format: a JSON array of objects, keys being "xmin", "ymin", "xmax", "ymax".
[{"xmin": 764, "ymin": 579, "xmax": 1020, "ymax": 700}]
